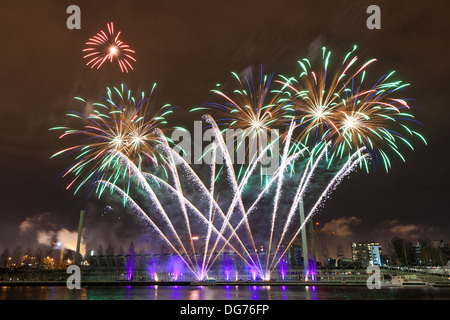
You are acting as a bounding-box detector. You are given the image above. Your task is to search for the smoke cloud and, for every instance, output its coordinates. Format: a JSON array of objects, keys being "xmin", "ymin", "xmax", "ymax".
[
  {"xmin": 57, "ymin": 228, "xmax": 86, "ymax": 255},
  {"xmin": 380, "ymin": 219, "xmax": 437, "ymax": 240},
  {"xmin": 37, "ymin": 230, "xmax": 56, "ymax": 246},
  {"xmin": 18, "ymin": 212, "xmax": 85, "ymax": 255},
  {"xmin": 321, "ymin": 216, "xmax": 362, "ymax": 237}
]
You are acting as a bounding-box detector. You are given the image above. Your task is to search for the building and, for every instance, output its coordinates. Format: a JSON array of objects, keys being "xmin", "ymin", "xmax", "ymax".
[
  {"xmin": 288, "ymin": 244, "xmax": 302, "ymax": 266},
  {"xmin": 413, "ymin": 242, "xmax": 422, "ymax": 265},
  {"xmin": 351, "ymin": 241, "xmax": 382, "ymax": 266}
]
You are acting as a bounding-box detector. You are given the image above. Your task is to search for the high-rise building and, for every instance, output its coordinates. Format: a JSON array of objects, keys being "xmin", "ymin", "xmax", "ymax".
[
  {"xmin": 288, "ymin": 244, "xmax": 303, "ymax": 266},
  {"xmin": 351, "ymin": 241, "xmax": 382, "ymax": 266},
  {"xmin": 413, "ymin": 242, "xmax": 422, "ymax": 265}
]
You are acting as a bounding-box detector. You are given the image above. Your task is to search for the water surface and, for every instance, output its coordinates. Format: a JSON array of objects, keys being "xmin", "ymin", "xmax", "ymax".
[{"xmin": 1, "ymin": 285, "xmax": 450, "ymax": 300}]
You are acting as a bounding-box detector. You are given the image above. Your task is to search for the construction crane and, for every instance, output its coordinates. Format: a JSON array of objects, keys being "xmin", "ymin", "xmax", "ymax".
[{"xmin": 309, "ymin": 221, "xmax": 335, "ymax": 267}]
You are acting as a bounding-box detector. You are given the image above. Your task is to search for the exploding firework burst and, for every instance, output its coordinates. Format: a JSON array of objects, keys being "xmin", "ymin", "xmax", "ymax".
[
  {"xmin": 83, "ymin": 22, "xmax": 136, "ymax": 73},
  {"xmin": 50, "ymin": 82, "xmax": 173, "ymax": 194},
  {"xmin": 279, "ymin": 46, "xmax": 426, "ymax": 171},
  {"xmin": 193, "ymin": 66, "xmax": 295, "ymax": 162}
]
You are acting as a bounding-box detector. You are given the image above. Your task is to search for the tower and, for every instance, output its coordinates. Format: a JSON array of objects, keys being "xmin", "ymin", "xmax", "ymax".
[
  {"xmin": 75, "ymin": 210, "xmax": 85, "ymax": 265},
  {"xmin": 299, "ymin": 197, "xmax": 308, "ymax": 280}
]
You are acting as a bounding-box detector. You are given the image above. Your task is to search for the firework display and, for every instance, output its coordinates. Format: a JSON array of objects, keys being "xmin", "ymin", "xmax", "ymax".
[
  {"xmin": 53, "ymin": 44, "xmax": 426, "ymax": 280},
  {"xmin": 83, "ymin": 22, "xmax": 136, "ymax": 73}
]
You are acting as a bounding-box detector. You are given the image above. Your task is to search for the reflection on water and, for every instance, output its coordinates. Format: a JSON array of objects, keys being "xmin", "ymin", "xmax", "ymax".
[
  {"xmin": 1, "ymin": 285, "xmax": 450, "ymax": 300},
  {"xmin": 305, "ymin": 286, "xmax": 317, "ymax": 300}
]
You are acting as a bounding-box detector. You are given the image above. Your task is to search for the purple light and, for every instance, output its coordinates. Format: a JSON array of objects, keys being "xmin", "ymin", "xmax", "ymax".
[
  {"xmin": 308, "ymin": 258, "xmax": 317, "ymax": 281},
  {"xmin": 305, "ymin": 270, "xmax": 317, "ymax": 282},
  {"xmin": 281, "ymin": 285, "xmax": 287, "ymax": 300},
  {"xmin": 169, "ymin": 255, "xmax": 185, "ymax": 281},
  {"xmin": 276, "ymin": 252, "xmax": 288, "ymax": 281},
  {"xmin": 222, "ymin": 253, "xmax": 234, "ymax": 281},
  {"xmin": 280, "ymin": 266, "xmax": 286, "ymax": 281},
  {"xmin": 125, "ymin": 255, "xmax": 135, "ymax": 281},
  {"xmin": 311, "ymin": 285, "xmax": 317, "ymax": 300}
]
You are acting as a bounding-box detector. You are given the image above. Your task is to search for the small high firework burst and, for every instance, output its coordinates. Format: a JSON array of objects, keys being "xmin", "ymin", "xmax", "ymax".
[{"xmin": 83, "ymin": 22, "xmax": 136, "ymax": 73}]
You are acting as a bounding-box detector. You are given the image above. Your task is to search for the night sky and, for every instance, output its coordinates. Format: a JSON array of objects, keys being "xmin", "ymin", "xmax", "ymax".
[{"xmin": 0, "ymin": 0, "xmax": 448, "ymax": 258}]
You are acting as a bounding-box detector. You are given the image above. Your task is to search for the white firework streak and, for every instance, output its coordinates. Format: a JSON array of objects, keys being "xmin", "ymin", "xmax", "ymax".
[
  {"xmin": 157, "ymin": 144, "xmax": 259, "ymax": 270},
  {"xmin": 202, "ymin": 142, "xmax": 216, "ymax": 279},
  {"xmin": 96, "ymin": 180, "xmax": 200, "ymax": 278},
  {"xmin": 208, "ymin": 143, "xmax": 308, "ymax": 274},
  {"xmin": 266, "ymin": 121, "xmax": 295, "ymax": 269},
  {"xmin": 157, "ymin": 130, "xmax": 198, "ymax": 269},
  {"xmin": 140, "ymin": 171, "xmax": 256, "ymax": 271},
  {"xmin": 203, "ymin": 114, "xmax": 263, "ymax": 274},
  {"xmin": 269, "ymin": 142, "xmax": 330, "ymax": 270},
  {"xmin": 204, "ymin": 131, "xmax": 290, "ymax": 274},
  {"xmin": 269, "ymin": 149, "xmax": 369, "ymax": 273},
  {"xmin": 142, "ymin": 148, "xmax": 266, "ymax": 274},
  {"xmin": 112, "ymin": 150, "xmax": 197, "ymax": 270},
  {"xmin": 203, "ymin": 116, "xmax": 296, "ymax": 275}
]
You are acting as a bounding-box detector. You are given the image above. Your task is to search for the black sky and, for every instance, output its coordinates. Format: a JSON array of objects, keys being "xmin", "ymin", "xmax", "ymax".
[{"xmin": 0, "ymin": 0, "xmax": 449, "ymax": 257}]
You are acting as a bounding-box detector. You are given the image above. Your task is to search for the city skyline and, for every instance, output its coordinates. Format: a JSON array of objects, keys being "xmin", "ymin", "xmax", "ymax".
[
  {"xmin": 3, "ymin": 217, "xmax": 448, "ymax": 263},
  {"xmin": 2, "ymin": 235, "xmax": 449, "ymax": 270}
]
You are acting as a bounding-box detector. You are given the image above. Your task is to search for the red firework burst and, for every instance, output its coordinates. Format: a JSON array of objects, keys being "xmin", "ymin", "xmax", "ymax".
[{"xmin": 83, "ymin": 22, "xmax": 136, "ymax": 73}]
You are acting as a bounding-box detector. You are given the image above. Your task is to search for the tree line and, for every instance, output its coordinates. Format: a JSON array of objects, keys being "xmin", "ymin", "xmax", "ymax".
[{"xmin": 383, "ymin": 237, "xmax": 449, "ymax": 267}]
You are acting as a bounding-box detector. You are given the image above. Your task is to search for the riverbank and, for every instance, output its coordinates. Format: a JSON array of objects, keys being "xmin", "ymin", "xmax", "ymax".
[{"xmin": 1, "ymin": 279, "xmax": 449, "ymax": 287}]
